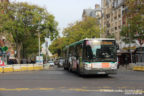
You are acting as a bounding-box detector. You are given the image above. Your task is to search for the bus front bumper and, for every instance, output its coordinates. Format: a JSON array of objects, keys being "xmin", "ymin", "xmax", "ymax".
[{"xmin": 81, "ymin": 69, "xmax": 117, "ymax": 75}]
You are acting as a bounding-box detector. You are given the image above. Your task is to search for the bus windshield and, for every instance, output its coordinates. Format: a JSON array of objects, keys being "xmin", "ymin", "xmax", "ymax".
[{"xmin": 85, "ymin": 40, "xmax": 117, "ymax": 62}]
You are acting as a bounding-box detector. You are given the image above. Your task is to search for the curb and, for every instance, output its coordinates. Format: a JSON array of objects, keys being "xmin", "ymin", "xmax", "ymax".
[
  {"xmin": 119, "ymin": 64, "xmax": 144, "ymax": 72},
  {"xmin": 0, "ymin": 64, "xmax": 49, "ymax": 73},
  {"xmin": 133, "ymin": 66, "xmax": 144, "ymax": 71}
]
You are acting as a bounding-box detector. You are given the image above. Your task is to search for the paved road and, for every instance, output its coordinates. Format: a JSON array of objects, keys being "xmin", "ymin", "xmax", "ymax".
[{"xmin": 0, "ymin": 67, "xmax": 144, "ymax": 96}]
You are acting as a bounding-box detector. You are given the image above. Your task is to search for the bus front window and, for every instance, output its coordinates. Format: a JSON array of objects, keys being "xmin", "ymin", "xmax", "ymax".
[{"xmin": 85, "ymin": 40, "xmax": 117, "ymax": 62}]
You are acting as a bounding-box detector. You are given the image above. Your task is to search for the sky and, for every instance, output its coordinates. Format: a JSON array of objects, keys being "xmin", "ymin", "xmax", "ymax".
[{"xmin": 10, "ymin": 0, "xmax": 101, "ymax": 36}]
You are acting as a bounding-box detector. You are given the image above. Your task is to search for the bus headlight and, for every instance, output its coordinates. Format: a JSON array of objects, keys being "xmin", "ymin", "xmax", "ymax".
[
  {"xmin": 111, "ymin": 63, "xmax": 117, "ymax": 69},
  {"xmin": 84, "ymin": 63, "xmax": 92, "ymax": 70}
]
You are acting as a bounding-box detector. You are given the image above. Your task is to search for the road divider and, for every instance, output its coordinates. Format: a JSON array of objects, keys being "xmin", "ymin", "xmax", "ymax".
[
  {"xmin": 0, "ymin": 67, "xmax": 3, "ymax": 72},
  {"xmin": 21, "ymin": 64, "xmax": 28, "ymax": 71},
  {"xmin": 27, "ymin": 64, "xmax": 34, "ymax": 71},
  {"xmin": 133, "ymin": 66, "xmax": 144, "ymax": 71},
  {"xmin": 4, "ymin": 65, "xmax": 13, "ymax": 72},
  {"xmin": 13, "ymin": 64, "xmax": 21, "ymax": 72},
  {"xmin": 0, "ymin": 64, "xmax": 49, "ymax": 73}
]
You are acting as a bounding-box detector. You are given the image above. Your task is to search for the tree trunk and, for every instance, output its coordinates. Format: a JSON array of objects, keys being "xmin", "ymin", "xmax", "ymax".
[{"xmin": 16, "ymin": 42, "xmax": 22, "ymax": 64}]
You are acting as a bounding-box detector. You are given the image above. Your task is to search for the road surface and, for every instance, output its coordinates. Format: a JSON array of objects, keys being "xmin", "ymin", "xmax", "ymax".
[{"xmin": 0, "ymin": 67, "xmax": 143, "ymax": 96}]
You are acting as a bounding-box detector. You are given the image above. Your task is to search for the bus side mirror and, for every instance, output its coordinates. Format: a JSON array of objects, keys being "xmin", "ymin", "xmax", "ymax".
[{"xmin": 116, "ymin": 44, "xmax": 119, "ymax": 50}]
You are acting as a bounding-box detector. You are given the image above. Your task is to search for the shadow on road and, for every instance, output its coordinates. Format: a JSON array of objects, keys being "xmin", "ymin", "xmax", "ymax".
[
  {"xmin": 65, "ymin": 70, "xmax": 116, "ymax": 79},
  {"xmin": 80, "ymin": 74, "xmax": 114, "ymax": 79},
  {"xmin": 43, "ymin": 66, "xmax": 117, "ymax": 79}
]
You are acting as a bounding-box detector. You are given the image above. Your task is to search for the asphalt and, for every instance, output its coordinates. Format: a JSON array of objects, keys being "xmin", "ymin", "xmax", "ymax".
[{"xmin": 0, "ymin": 67, "xmax": 143, "ymax": 96}]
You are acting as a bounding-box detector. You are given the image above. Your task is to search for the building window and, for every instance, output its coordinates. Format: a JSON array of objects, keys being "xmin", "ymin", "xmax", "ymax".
[
  {"xmin": 119, "ymin": 26, "xmax": 121, "ymax": 29},
  {"xmin": 111, "ymin": 28, "xmax": 114, "ymax": 32},
  {"xmin": 107, "ymin": 22, "xmax": 110, "ymax": 27},
  {"xmin": 111, "ymin": 18, "xmax": 113, "ymax": 21},
  {"xmin": 106, "ymin": 14, "xmax": 110, "ymax": 19},
  {"xmin": 122, "ymin": 5, "xmax": 126, "ymax": 8},
  {"xmin": 115, "ymin": 27, "xmax": 117, "ymax": 30},
  {"xmin": 106, "ymin": 0, "xmax": 110, "ymax": 6},
  {"xmin": 118, "ymin": 14, "xmax": 121, "ymax": 18}
]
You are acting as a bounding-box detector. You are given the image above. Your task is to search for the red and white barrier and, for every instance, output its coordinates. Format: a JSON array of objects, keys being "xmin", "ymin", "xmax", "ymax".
[{"xmin": 0, "ymin": 59, "xmax": 5, "ymax": 66}]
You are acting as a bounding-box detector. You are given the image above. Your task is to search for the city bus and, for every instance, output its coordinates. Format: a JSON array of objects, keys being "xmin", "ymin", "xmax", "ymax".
[{"xmin": 63, "ymin": 38, "xmax": 119, "ymax": 76}]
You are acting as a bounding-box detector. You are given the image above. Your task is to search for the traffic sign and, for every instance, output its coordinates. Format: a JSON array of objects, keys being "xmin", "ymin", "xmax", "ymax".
[{"xmin": 2, "ymin": 46, "xmax": 8, "ymax": 51}]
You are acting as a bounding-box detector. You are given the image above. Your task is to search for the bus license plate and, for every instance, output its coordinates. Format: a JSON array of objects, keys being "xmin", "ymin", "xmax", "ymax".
[{"xmin": 97, "ymin": 72, "xmax": 106, "ymax": 74}]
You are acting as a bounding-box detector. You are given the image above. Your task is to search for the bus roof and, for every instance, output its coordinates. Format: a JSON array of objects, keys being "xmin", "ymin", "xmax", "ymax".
[
  {"xmin": 64, "ymin": 38, "xmax": 115, "ymax": 50},
  {"xmin": 84, "ymin": 38, "xmax": 115, "ymax": 41}
]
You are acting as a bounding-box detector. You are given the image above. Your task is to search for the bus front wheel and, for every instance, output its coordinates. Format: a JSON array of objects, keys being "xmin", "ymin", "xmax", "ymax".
[{"xmin": 77, "ymin": 65, "xmax": 82, "ymax": 76}]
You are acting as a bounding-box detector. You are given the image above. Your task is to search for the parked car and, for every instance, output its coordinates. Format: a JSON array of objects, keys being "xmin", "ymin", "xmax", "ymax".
[
  {"xmin": 54, "ymin": 59, "xmax": 59, "ymax": 65},
  {"xmin": 48, "ymin": 61, "xmax": 54, "ymax": 66},
  {"xmin": 58, "ymin": 58, "xmax": 65, "ymax": 67}
]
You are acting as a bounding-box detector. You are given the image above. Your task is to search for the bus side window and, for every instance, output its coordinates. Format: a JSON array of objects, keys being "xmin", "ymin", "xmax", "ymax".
[
  {"xmin": 77, "ymin": 45, "xmax": 82, "ymax": 57},
  {"xmin": 79, "ymin": 45, "xmax": 82, "ymax": 57},
  {"xmin": 83, "ymin": 45, "xmax": 87, "ymax": 59},
  {"xmin": 86, "ymin": 45, "xmax": 93, "ymax": 59}
]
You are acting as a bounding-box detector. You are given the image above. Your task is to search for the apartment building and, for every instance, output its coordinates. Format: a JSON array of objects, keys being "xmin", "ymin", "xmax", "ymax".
[
  {"xmin": 82, "ymin": 4, "xmax": 102, "ymax": 19},
  {"xmin": 0, "ymin": 0, "xmax": 9, "ymax": 3},
  {"xmin": 101, "ymin": 0, "xmax": 125, "ymax": 41}
]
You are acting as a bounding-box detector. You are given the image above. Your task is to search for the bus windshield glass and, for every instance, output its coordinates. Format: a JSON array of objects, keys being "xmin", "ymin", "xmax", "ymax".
[{"xmin": 85, "ymin": 40, "xmax": 117, "ymax": 62}]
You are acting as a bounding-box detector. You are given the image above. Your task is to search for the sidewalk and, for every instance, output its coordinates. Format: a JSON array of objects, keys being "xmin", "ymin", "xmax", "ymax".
[{"xmin": 118, "ymin": 64, "xmax": 144, "ymax": 71}]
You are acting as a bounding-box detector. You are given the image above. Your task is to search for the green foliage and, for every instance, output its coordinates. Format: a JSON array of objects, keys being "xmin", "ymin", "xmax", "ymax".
[
  {"xmin": 49, "ymin": 37, "xmax": 67, "ymax": 56},
  {"xmin": 121, "ymin": 0, "xmax": 144, "ymax": 45},
  {"xmin": 0, "ymin": 2, "xmax": 58, "ymax": 60},
  {"xmin": 1, "ymin": 46, "xmax": 8, "ymax": 52},
  {"xmin": 63, "ymin": 17, "xmax": 100, "ymax": 44},
  {"xmin": 49, "ymin": 17, "xmax": 101, "ymax": 56}
]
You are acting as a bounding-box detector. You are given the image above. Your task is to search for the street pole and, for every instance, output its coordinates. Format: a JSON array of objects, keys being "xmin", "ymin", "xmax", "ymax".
[
  {"xmin": 128, "ymin": 24, "xmax": 133, "ymax": 63},
  {"xmin": 38, "ymin": 31, "xmax": 40, "ymax": 57},
  {"xmin": 99, "ymin": 15, "xmax": 101, "ymax": 38},
  {"xmin": 45, "ymin": 39, "xmax": 48, "ymax": 64},
  {"xmin": 100, "ymin": 22, "xmax": 101, "ymax": 38}
]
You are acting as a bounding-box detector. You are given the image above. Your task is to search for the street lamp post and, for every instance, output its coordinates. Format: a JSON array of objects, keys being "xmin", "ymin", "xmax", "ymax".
[
  {"xmin": 45, "ymin": 39, "xmax": 48, "ymax": 64},
  {"xmin": 128, "ymin": 24, "xmax": 133, "ymax": 63},
  {"xmin": 38, "ymin": 31, "xmax": 41, "ymax": 57}
]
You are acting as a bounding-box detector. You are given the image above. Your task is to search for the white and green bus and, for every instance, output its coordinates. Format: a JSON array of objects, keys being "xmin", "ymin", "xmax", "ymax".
[{"xmin": 63, "ymin": 38, "xmax": 119, "ymax": 75}]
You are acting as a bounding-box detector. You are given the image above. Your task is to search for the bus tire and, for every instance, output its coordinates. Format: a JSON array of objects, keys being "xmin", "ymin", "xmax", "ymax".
[
  {"xmin": 103, "ymin": 74, "xmax": 109, "ymax": 77},
  {"xmin": 77, "ymin": 65, "xmax": 82, "ymax": 76},
  {"xmin": 68, "ymin": 64, "xmax": 72, "ymax": 72},
  {"xmin": 64, "ymin": 67, "xmax": 67, "ymax": 70}
]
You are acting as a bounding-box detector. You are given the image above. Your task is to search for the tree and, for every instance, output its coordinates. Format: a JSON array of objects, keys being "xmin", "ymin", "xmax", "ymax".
[
  {"xmin": 49, "ymin": 17, "xmax": 101, "ymax": 56},
  {"xmin": 0, "ymin": 2, "xmax": 58, "ymax": 63},
  {"xmin": 63, "ymin": 17, "xmax": 100, "ymax": 44},
  {"xmin": 49, "ymin": 37, "xmax": 67, "ymax": 56},
  {"xmin": 121, "ymin": 0, "xmax": 144, "ymax": 45}
]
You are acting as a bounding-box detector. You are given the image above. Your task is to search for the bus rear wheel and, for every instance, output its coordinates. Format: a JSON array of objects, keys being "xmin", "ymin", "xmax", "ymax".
[
  {"xmin": 68, "ymin": 64, "xmax": 72, "ymax": 72},
  {"xmin": 102, "ymin": 74, "xmax": 109, "ymax": 77},
  {"xmin": 64, "ymin": 67, "xmax": 67, "ymax": 70},
  {"xmin": 77, "ymin": 65, "xmax": 82, "ymax": 76}
]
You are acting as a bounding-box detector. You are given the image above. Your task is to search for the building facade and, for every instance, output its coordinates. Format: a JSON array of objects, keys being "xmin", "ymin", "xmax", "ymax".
[
  {"xmin": 101, "ymin": 0, "xmax": 125, "ymax": 41},
  {"xmin": 82, "ymin": 4, "xmax": 102, "ymax": 19},
  {"xmin": 0, "ymin": 0, "xmax": 9, "ymax": 3}
]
